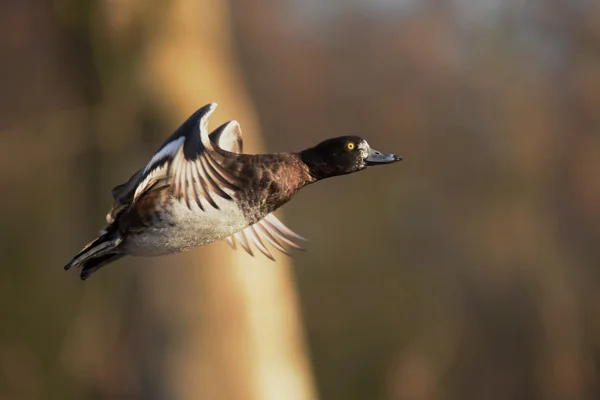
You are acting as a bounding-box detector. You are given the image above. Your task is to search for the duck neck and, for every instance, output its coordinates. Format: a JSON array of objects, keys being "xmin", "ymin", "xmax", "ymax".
[{"xmin": 298, "ymin": 148, "xmax": 333, "ymax": 182}]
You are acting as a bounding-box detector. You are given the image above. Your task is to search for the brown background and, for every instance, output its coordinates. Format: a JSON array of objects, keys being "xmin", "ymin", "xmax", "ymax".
[{"xmin": 1, "ymin": 1, "xmax": 600, "ymax": 399}]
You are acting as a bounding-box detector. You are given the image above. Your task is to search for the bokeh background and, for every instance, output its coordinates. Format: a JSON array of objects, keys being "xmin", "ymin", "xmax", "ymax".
[{"xmin": 2, "ymin": 0, "xmax": 600, "ymax": 399}]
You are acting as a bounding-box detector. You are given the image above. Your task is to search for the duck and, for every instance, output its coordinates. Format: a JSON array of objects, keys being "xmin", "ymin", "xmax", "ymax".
[{"xmin": 64, "ymin": 103, "xmax": 402, "ymax": 280}]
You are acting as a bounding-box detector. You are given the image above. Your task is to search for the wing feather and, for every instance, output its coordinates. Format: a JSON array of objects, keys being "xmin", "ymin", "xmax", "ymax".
[
  {"xmin": 226, "ymin": 236, "xmax": 236, "ymax": 249},
  {"xmin": 234, "ymin": 231, "xmax": 253, "ymax": 256},
  {"xmin": 195, "ymin": 159, "xmax": 219, "ymax": 209},
  {"xmin": 253, "ymin": 221, "xmax": 292, "ymax": 256},
  {"xmin": 263, "ymin": 214, "xmax": 308, "ymax": 248},
  {"xmin": 246, "ymin": 225, "xmax": 274, "ymax": 260},
  {"xmin": 225, "ymin": 214, "xmax": 308, "ymax": 259},
  {"xmin": 197, "ymin": 154, "xmax": 231, "ymax": 201}
]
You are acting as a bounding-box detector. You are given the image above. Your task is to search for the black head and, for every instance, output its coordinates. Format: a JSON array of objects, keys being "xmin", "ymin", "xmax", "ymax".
[{"xmin": 299, "ymin": 136, "xmax": 402, "ymax": 181}]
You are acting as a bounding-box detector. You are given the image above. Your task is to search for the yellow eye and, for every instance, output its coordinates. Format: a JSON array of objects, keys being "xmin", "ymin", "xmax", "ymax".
[{"xmin": 346, "ymin": 142, "xmax": 355, "ymax": 150}]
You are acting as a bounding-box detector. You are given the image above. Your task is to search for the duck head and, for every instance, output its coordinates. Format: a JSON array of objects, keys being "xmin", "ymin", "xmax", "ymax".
[{"xmin": 300, "ymin": 136, "xmax": 402, "ymax": 181}]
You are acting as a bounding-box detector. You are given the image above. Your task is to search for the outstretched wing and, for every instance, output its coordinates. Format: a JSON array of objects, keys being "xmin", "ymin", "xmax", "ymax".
[
  {"xmin": 106, "ymin": 107, "xmax": 243, "ymax": 222},
  {"xmin": 133, "ymin": 103, "xmax": 242, "ymax": 211}
]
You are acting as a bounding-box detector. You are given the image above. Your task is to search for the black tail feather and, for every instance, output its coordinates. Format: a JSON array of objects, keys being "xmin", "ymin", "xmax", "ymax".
[
  {"xmin": 80, "ymin": 253, "xmax": 125, "ymax": 280},
  {"xmin": 64, "ymin": 231, "xmax": 124, "ymax": 280}
]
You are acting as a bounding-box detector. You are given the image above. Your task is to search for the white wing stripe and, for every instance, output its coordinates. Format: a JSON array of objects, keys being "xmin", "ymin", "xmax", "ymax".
[{"xmin": 144, "ymin": 136, "xmax": 184, "ymax": 174}]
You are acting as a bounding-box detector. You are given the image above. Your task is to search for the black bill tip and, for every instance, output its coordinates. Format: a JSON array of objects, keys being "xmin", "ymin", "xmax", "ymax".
[{"xmin": 365, "ymin": 148, "xmax": 402, "ymax": 166}]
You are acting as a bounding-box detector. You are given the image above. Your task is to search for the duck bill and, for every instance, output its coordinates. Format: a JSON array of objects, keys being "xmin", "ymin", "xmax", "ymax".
[{"xmin": 365, "ymin": 148, "xmax": 402, "ymax": 166}]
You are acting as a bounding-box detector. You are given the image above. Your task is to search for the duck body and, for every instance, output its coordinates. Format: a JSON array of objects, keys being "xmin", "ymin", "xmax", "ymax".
[
  {"xmin": 120, "ymin": 152, "xmax": 311, "ymax": 256},
  {"xmin": 65, "ymin": 103, "xmax": 401, "ymax": 279}
]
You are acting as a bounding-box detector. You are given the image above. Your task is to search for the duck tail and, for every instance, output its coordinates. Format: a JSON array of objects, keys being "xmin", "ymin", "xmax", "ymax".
[{"xmin": 64, "ymin": 230, "xmax": 124, "ymax": 280}]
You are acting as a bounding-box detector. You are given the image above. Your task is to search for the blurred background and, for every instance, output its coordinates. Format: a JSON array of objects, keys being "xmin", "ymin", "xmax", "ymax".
[{"xmin": 2, "ymin": 0, "xmax": 600, "ymax": 399}]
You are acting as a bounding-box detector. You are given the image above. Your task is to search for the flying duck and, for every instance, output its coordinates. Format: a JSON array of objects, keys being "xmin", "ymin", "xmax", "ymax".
[{"xmin": 65, "ymin": 103, "xmax": 401, "ymax": 279}]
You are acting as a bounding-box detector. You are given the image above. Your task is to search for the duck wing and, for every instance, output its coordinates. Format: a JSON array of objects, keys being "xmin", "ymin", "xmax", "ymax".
[
  {"xmin": 132, "ymin": 103, "xmax": 245, "ymax": 213},
  {"xmin": 106, "ymin": 106, "xmax": 243, "ymax": 223}
]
